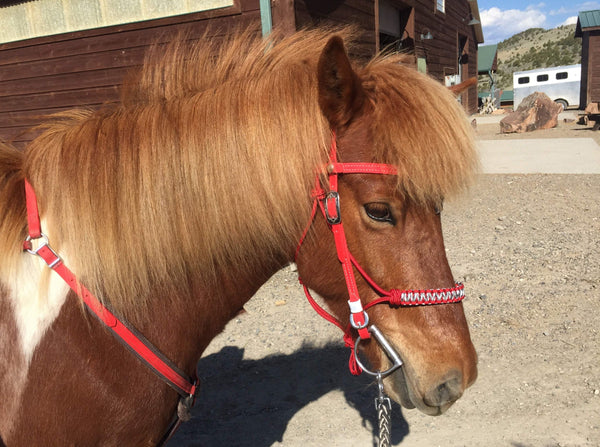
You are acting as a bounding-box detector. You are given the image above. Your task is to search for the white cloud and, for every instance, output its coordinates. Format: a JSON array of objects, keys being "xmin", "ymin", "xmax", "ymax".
[
  {"xmin": 481, "ymin": 7, "xmax": 547, "ymax": 43},
  {"xmin": 561, "ymin": 16, "xmax": 579, "ymax": 26},
  {"xmin": 578, "ymin": 1, "xmax": 600, "ymax": 11},
  {"xmin": 549, "ymin": 7, "xmax": 569, "ymax": 16},
  {"xmin": 480, "ymin": 2, "xmax": 600, "ymax": 43}
]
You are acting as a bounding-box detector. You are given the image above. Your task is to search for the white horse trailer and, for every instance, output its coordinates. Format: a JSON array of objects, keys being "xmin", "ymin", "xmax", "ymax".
[{"xmin": 513, "ymin": 64, "xmax": 581, "ymax": 110}]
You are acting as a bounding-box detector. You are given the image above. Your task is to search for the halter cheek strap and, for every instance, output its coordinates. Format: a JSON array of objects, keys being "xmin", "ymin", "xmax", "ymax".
[{"xmin": 295, "ymin": 134, "xmax": 465, "ymax": 375}]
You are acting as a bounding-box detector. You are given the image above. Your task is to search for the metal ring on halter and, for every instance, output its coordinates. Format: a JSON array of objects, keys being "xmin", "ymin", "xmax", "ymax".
[
  {"xmin": 24, "ymin": 232, "xmax": 63, "ymax": 269},
  {"xmin": 24, "ymin": 232, "xmax": 50, "ymax": 255},
  {"xmin": 349, "ymin": 310, "xmax": 369, "ymax": 330},
  {"xmin": 354, "ymin": 325, "xmax": 403, "ymax": 378}
]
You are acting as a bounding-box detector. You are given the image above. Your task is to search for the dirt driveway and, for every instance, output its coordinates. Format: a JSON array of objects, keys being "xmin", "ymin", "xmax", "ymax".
[{"xmin": 170, "ymin": 117, "xmax": 600, "ymax": 446}]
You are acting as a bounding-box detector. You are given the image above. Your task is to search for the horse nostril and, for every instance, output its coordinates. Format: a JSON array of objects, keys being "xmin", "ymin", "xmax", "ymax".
[{"xmin": 424, "ymin": 374, "xmax": 463, "ymax": 407}]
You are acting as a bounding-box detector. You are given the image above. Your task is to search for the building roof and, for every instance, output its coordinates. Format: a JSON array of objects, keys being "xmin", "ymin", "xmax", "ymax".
[
  {"xmin": 478, "ymin": 44, "xmax": 498, "ymax": 74},
  {"xmin": 575, "ymin": 10, "xmax": 600, "ymax": 37},
  {"xmin": 500, "ymin": 90, "xmax": 514, "ymax": 102}
]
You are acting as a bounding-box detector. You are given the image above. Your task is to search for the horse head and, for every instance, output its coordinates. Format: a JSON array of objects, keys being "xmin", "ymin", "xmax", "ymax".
[{"xmin": 295, "ymin": 36, "xmax": 478, "ymax": 416}]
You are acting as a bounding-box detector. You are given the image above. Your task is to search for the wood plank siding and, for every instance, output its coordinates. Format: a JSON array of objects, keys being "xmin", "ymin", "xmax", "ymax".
[
  {"xmin": 294, "ymin": 0, "xmax": 377, "ymax": 60},
  {"xmin": 578, "ymin": 30, "xmax": 600, "ymax": 109},
  {"xmin": 411, "ymin": 0, "xmax": 480, "ymax": 113},
  {"xmin": 0, "ymin": 0, "xmax": 481, "ymax": 147},
  {"xmin": 584, "ymin": 32, "xmax": 600, "ymax": 104},
  {"xmin": 0, "ymin": 0, "xmax": 261, "ymax": 147},
  {"xmin": 371, "ymin": 0, "xmax": 482, "ymax": 114},
  {"xmin": 580, "ymin": 32, "xmax": 589, "ymax": 107},
  {"xmin": 576, "ymin": 10, "xmax": 600, "ymax": 108}
]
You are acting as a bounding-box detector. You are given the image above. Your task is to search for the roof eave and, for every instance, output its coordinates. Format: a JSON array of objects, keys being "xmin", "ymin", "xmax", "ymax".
[{"xmin": 468, "ymin": 0, "xmax": 484, "ymax": 43}]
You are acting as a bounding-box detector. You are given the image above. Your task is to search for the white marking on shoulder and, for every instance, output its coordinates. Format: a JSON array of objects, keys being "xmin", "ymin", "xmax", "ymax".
[{"xmin": 5, "ymin": 229, "xmax": 70, "ymax": 363}]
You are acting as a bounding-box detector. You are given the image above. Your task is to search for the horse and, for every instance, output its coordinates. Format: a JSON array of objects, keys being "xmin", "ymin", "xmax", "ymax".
[{"xmin": 0, "ymin": 28, "xmax": 478, "ymax": 445}]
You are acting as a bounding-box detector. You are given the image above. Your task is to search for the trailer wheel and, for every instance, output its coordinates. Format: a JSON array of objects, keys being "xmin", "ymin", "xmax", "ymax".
[{"xmin": 555, "ymin": 99, "xmax": 568, "ymax": 110}]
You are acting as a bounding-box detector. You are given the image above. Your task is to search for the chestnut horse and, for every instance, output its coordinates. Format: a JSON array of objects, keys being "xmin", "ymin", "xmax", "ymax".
[{"xmin": 0, "ymin": 29, "xmax": 478, "ymax": 445}]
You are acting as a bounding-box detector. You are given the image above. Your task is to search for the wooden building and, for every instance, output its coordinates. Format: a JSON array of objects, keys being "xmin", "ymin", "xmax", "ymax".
[
  {"xmin": 378, "ymin": 0, "xmax": 484, "ymax": 113},
  {"xmin": 0, "ymin": 0, "xmax": 483, "ymax": 147},
  {"xmin": 575, "ymin": 9, "xmax": 600, "ymax": 110}
]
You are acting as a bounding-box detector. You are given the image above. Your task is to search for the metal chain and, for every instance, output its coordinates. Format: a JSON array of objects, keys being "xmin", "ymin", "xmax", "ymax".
[{"xmin": 375, "ymin": 374, "xmax": 393, "ymax": 447}]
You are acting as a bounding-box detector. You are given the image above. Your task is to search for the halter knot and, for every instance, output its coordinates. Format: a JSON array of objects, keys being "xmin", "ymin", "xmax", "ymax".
[
  {"xmin": 386, "ymin": 289, "xmax": 404, "ymax": 306},
  {"xmin": 343, "ymin": 330, "xmax": 363, "ymax": 376},
  {"xmin": 311, "ymin": 186, "xmax": 326, "ymax": 200}
]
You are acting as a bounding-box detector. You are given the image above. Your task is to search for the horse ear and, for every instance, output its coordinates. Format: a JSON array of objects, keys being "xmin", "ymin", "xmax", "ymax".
[{"xmin": 317, "ymin": 36, "xmax": 365, "ymax": 129}]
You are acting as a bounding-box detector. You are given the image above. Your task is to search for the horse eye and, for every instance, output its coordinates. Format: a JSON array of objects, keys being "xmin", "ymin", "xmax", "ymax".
[{"xmin": 364, "ymin": 203, "xmax": 395, "ymax": 224}]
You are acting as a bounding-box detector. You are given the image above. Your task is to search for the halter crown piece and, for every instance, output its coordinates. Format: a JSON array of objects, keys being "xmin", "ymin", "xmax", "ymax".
[{"xmin": 295, "ymin": 132, "xmax": 465, "ymax": 376}]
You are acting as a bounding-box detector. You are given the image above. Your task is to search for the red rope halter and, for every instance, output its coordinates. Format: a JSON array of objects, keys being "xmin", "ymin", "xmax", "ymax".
[{"xmin": 295, "ymin": 133, "xmax": 465, "ymax": 375}]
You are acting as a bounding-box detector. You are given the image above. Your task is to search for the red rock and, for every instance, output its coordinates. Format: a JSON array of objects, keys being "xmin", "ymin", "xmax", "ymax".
[{"xmin": 500, "ymin": 92, "xmax": 562, "ymax": 133}]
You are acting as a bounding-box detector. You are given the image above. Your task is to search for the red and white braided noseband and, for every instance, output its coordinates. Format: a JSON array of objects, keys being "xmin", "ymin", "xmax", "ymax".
[{"xmin": 295, "ymin": 133, "xmax": 465, "ymax": 375}]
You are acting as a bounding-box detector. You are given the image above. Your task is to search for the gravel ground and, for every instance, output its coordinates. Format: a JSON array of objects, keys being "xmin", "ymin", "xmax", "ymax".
[{"xmin": 170, "ymin": 119, "xmax": 600, "ymax": 447}]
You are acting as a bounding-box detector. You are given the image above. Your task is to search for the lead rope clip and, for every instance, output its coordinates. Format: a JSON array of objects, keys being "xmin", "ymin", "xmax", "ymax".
[{"xmin": 375, "ymin": 373, "xmax": 392, "ymax": 447}]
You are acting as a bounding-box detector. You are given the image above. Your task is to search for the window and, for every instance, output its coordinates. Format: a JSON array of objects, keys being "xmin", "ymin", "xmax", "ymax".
[
  {"xmin": 518, "ymin": 77, "xmax": 530, "ymax": 84},
  {"xmin": 378, "ymin": 2, "xmax": 415, "ymax": 54},
  {"xmin": 437, "ymin": 0, "xmax": 445, "ymax": 13},
  {"xmin": 556, "ymin": 72, "xmax": 568, "ymax": 80},
  {"xmin": 537, "ymin": 74, "xmax": 549, "ymax": 82}
]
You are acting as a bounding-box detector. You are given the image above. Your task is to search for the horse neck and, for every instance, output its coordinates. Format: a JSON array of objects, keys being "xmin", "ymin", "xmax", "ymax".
[{"xmin": 125, "ymin": 252, "xmax": 289, "ymax": 374}]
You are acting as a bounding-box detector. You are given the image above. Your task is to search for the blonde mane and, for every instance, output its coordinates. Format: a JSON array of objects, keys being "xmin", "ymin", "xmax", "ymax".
[
  {"xmin": 0, "ymin": 28, "xmax": 477, "ymax": 316},
  {"xmin": 362, "ymin": 54, "xmax": 479, "ymax": 204}
]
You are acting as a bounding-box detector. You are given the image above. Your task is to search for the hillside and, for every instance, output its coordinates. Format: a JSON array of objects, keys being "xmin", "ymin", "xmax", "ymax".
[{"xmin": 479, "ymin": 24, "xmax": 581, "ymax": 92}]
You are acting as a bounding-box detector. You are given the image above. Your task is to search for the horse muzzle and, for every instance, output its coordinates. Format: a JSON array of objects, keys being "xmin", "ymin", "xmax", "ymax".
[
  {"xmin": 356, "ymin": 325, "xmax": 474, "ymax": 416},
  {"xmin": 354, "ymin": 324, "xmax": 468, "ymax": 415},
  {"xmin": 387, "ymin": 367, "xmax": 466, "ymax": 416}
]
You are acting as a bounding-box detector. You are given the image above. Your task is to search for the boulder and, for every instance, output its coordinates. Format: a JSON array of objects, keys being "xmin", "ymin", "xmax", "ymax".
[
  {"xmin": 500, "ymin": 92, "xmax": 562, "ymax": 133},
  {"xmin": 585, "ymin": 102, "xmax": 599, "ymax": 114}
]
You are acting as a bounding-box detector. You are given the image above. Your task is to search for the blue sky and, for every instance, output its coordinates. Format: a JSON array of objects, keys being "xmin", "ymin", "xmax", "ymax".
[{"xmin": 478, "ymin": 1, "xmax": 600, "ymax": 44}]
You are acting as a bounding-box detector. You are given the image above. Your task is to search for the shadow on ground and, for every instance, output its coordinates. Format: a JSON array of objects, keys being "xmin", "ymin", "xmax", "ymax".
[{"xmin": 169, "ymin": 344, "xmax": 410, "ymax": 446}]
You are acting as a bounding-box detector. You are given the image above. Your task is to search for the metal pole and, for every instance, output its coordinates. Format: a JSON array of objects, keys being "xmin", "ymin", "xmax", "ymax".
[{"xmin": 260, "ymin": 0, "xmax": 272, "ymax": 37}]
